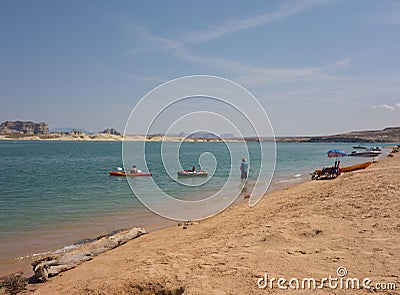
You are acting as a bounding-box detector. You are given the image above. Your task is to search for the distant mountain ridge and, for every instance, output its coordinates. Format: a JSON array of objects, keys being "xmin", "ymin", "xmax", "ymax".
[
  {"xmin": 273, "ymin": 127, "xmax": 400, "ymax": 143},
  {"xmin": 306, "ymin": 127, "xmax": 400, "ymax": 143}
]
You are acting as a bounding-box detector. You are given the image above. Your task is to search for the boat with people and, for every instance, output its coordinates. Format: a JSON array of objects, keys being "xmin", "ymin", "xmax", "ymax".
[
  {"xmin": 177, "ymin": 169, "xmax": 208, "ymax": 177},
  {"xmin": 109, "ymin": 164, "xmax": 152, "ymax": 177},
  {"xmin": 109, "ymin": 171, "xmax": 152, "ymax": 177}
]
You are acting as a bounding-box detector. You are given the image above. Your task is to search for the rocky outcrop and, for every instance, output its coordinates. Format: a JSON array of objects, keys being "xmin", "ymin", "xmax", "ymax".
[
  {"xmin": 31, "ymin": 227, "xmax": 146, "ymax": 282},
  {"xmin": 99, "ymin": 128, "xmax": 121, "ymax": 136},
  {"xmin": 0, "ymin": 121, "xmax": 49, "ymax": 134}
]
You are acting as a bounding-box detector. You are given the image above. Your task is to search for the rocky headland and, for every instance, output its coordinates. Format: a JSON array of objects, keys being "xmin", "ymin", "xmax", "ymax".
[
  {"xmin": 0, "ymin": 121, "xmax": 49, "ymax": 135},
  {"xmin": 253, "ymin": 127, "xmax": 400, "ymax": 143}
]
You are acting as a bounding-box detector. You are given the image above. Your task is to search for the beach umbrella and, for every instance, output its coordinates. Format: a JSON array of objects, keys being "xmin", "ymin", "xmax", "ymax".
[{"xmin": 327, "ymin": 149, "xmax": 346, "ymax": 159}]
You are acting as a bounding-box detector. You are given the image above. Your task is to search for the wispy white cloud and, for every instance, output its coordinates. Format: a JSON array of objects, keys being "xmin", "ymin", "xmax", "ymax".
[
  {"xmin": 176, "ymin": 45, "xmax": 322, "ymax": 79},
  {"xmin": 121, "ymin": 0, "xmax": 355, "ymax": 87},
  {"xmin": 126, "ymin": 25, "xmax": 348, "ymax": 85},
  {"xmin": 184, "ymin": 0, "xmax": 331, "ymax": 43},
  {"xmin": 329, "ymin": 58, "xmax": 352, "ymax": 69},
  {"xmin": 371, "ymin": 104, "xmax": 396, "ymax": 111},
  {"xmin": 120, "ymin": 19, "xmax": 183, "ymax": 54},
  {"xmin": 126, "ymin": 49, "xmax": 147, "ymax": 56},
  {"xmin": 396, "ymin": 102, "xmax": 400, "ymax": 109},
  {"xmin": 381, "ymin": 104, "xmax": 395, "ymax": 111}
]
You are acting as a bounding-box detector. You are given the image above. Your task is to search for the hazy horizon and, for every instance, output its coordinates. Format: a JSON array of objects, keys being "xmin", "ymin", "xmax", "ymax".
[{"xmin": 2, "ymin": 119, "xmax": 398, "ymax": 138}]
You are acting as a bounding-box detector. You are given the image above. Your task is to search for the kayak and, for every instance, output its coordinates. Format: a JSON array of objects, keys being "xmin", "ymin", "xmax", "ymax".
[
  {"xmin": 177, "ymin": 170, "xmax": 208, "ymax": 177},
  {"xmin": 109, "ymin": 171, "xmax": 152, "ymax": 177},
  {"xmin": 339, "ymin": 161, "xmax": 372, "ymax": 172},
  {"xmin": 312, "ymin": 161, "xmax": 372, "ymax": 175}
]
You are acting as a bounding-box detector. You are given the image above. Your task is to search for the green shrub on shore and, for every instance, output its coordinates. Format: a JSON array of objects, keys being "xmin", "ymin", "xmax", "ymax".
[{"xmin": 0, "ymin": 272, "xmax": 26, "ymax": 295}]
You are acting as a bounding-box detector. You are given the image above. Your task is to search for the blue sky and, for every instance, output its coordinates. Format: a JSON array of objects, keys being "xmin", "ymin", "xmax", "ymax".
[{"xmin": 1, "ymin": 0, "xmax": 399, "ymax": 136}]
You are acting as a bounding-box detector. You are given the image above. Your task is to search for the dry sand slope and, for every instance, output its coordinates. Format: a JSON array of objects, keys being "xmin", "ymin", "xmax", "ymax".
[{"xmin": 33, "ymin": 156, "xmax": 400, "ymax": 294}]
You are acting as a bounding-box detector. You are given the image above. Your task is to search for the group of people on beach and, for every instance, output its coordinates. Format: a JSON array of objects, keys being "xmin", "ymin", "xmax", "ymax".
[{"xmin": 322, "ymin": 160, "xmax": 341, "ymax": 176}]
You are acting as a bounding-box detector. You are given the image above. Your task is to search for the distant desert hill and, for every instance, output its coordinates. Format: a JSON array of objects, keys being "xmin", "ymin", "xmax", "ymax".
[
  {"xmin": 305, "ymin": 127, "xmax": 400, "ymax": 143},
  {"xmin": 50, "ymin": 127, "xmax": 94, "ymax": 134},
  {"xmin": 249, "ymin": 127, "xmax": 400, "ymax": 143}
]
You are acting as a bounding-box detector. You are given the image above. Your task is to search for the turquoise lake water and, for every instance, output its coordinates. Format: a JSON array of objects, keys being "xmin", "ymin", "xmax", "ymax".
[{"xmin": 0, "ymin": 140, "xmax": 385, "ymax": 274}]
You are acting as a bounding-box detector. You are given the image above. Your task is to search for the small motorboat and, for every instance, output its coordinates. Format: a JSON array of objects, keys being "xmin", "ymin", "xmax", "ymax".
[
  {"xmin": 348, "ymin": 150, "xmax": 381, "ymax": 157},
  {"xmin": 177, "ymin": 170, "xmax": 208, "ymax": 177},
  {"xmin": 109, "ymin": 171, "xmax": 152, "ymax": 177},
  {"xmin": 353, "ymin": 145, "xmax": 368, "ymax": 149}
]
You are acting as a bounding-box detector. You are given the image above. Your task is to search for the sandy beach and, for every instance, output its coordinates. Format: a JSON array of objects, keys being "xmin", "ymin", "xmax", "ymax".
[{"xmin": 24, "ymin": 154, "xmax": 400, "ymax": 294}]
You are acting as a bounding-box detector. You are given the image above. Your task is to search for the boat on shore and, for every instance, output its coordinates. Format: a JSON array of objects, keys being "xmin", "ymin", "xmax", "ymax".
[
  {"xmin": 109, "ymin": 171, "xmax": 152, "ymax": 177},
  {"xmin": 340, "ymin": 161, "xmax": 372, "ymax": 173},
  {"xmin": 310, "ymin": 161, "xmax": 372, "ymax": 180},
  {"xmin": 177, "ymin": 170, "xmax": 208, "ymax": 177}
]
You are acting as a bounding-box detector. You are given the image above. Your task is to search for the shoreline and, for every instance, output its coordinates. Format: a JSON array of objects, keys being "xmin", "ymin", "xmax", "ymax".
[
  {"xmin": 2, "ymin": 134, "xmax": 399, "ymax": 143},
  {"xmin": 0, "ymin": 134, "xmax": 243, "ymax": 142},
  {"xmin": 0, "ymin": 172, "xmax": 305, "ymax": 278},
  {"xmin": 29, "ymin": 153, "xmax": 399, "ymax": 294}
]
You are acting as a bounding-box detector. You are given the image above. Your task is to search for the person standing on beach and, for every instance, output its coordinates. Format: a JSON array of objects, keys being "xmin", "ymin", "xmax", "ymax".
[{"xmin": 240, "ymin": 157, "xmax": 248, "ymax": 183}]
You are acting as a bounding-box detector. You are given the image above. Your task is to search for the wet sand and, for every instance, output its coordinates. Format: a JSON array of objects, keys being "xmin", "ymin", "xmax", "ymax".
[
  {"xmin": 30, "ymin": 154, "xmax": 400, "ymax": 294},
  {"xmin": 0, "ymin": 211, "xmax": 174, "ymax": 277}
]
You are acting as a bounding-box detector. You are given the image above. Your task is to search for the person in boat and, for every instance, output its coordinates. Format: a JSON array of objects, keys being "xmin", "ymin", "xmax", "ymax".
[
  {"xmin": 130, "ymin": 165, "xmax": 138, "ymax": 174},
  {"xmin": 240, "ymin": 157, "xmax": 248, "ymax": 183}
]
